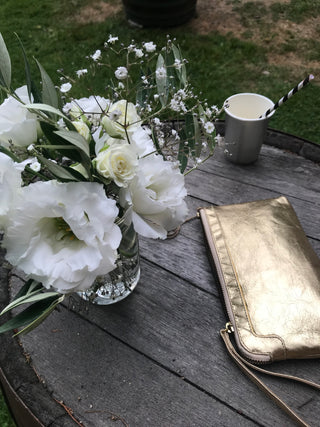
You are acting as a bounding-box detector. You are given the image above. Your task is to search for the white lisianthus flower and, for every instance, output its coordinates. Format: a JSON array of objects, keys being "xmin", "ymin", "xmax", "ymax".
[
  {"xmin": 115, "ymin": 66, "xmax": 128, "ymax": 80},
  {"xmin": 102, "ymin": 100, "xmax": 141, "ymax": 138},
  {"xmin": 0, "ymin": 86, "xmax": 38, "ymax": 147},
  {"xmin": 63, "ymin": 96, "xmax": 110, "ymax": 125},
  {"xmin": 60, "ymin": 82, "xmax": 72, "ymax": 93},
  {"xmin": 120, "ymin": 155, "xmax": 188, "ymax": 239},
  {"xmin": 129, "ymin": 127, "xmax": 155, "ymax": 157},
  {"xmin": 72, "ymin": 120, "xmax": 91, "ymax": 141},
  {"xmin": 0, "ymin": 153, "xmax": 27, "ymax": 228},
  {"xmin": 3, "ymin": 181, "xmax": 121, "ymax": 293},
  {"xmin": 95, "ymin": 143, "xmax": 138, "ymax": 187},
  {"xmin": 143, "ymin": 41, "xmax": 156, "ymax": 52}
]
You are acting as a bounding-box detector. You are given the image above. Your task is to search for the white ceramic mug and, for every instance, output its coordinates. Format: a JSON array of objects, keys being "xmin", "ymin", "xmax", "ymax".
[{"xmin": 224, "ymin": 93, "xmax": 275, "ymax": 164}]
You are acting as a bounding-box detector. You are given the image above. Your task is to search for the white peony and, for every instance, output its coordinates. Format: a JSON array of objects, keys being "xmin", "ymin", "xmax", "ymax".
[
  {"xmin": 95, "ymin": 143, "xmax": 138, "ymax": 187},
  {"xmin": 120, "ymin": 155, "xmax": 188, "ymax": 239},
  {"xmin": 0, "ymin": 86, "xmax": 38, "ymax": 147},
  {"xmin": 3, "ymin": 180, "xmax": 122, "ymax": 293},
  {"xmin": 101, "ymin": 100, "xmax": 141, "ymax": 138}
]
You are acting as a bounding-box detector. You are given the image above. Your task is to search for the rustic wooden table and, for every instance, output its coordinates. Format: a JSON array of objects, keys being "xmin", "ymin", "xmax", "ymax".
[{"xmin": 1, "ymin": 128, "xmax": 320, "ymax": 427}]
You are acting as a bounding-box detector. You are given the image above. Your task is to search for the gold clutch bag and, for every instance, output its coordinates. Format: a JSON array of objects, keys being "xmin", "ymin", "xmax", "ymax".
[{"xmin": 199, "ymin": 196, "xmax": 320, "ymax": 426}]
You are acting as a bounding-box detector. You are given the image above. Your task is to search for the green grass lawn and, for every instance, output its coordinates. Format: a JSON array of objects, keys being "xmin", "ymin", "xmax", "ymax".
[
  {"xmin": 0, "ymin": 0, "xmax": 319, "ymax": 423},
  {"xmin": 1, "ymin": 0, "xmax": 320, "ymax": 142},
  {"xmin": 0, "ymin": 390, "xmax": 16, "ymax": 427}
]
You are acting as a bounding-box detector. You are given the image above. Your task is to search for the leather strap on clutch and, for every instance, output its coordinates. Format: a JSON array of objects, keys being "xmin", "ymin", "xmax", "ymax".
[{"xmin": 199, "ymin": 196, "xmax": 320, "ymax": 426}]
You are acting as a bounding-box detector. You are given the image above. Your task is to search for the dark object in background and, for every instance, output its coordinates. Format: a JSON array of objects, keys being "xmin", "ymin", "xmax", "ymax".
[{"xmin": 122, "ymin": 0, "xmax": 197, "ymax": 27}]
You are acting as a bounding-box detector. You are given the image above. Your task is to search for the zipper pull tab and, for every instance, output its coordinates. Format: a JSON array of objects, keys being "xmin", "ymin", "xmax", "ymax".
[{"xmin": 225, "ymin": 322, "xmax": 234, "ymax": 334}]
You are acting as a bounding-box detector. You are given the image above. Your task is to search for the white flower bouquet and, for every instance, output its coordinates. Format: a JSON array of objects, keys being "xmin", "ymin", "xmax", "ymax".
[{"xmin": 0, "ymin": 33, "xmax": 219, "ymax": 334}]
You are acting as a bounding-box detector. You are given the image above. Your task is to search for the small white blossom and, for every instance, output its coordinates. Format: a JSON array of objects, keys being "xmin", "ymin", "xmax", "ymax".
[
  {"xmin": 143, "ymin": 42, "xmax": 156, "ymax": 52},
  {"xmin": 127, "ymin": 44, "xmax": 136, "ymax": 52},
  {"xmin": 118, "ymin": 82, "xmax": 125, "ymax": 89},
  {"xmin": 141, "ymin": 75, "xmax": 148, "ymax": 85},
  {"xmin": 115, "ymin": 66, "xmax": 128, "ymax": 80},
  {"xmin": 91, "ymin": 49, "xmax": 101, "ymax": 61},
  {"xmin": 27, "ymin": 144, "xmax": 35, "ymax": 152},
  {"xmin": 134, "ymin": 48, "xmax": 144, "ymax": 58},
  {"xmin": 107, "ymin": 35, "xmax": 118, "ymax": 44},
  {"xmin": 60, "ymin": 82, "xmax": 72, "ymax": 93},
  {"xmin": 204, "ymin": 121, "xmax": 215, "ymax": 134},
  {"xmin": 153, "ymin": 118, "xmax": 161, "ymax": 126},
  {"xmin": 174, "ymin": 59, "xmax": 182, "ymax": 70},
  {"xmin": 76, "ymin": 69, "xmax": 88, "ymax": 78},
  {"xmin": 109, "ymin": 109, "xmax": 122, "ymax": 122},
  {"xmin": 156, "ymin": 66, "xmax": 167, "ymax": 80},
  {"xmin": 29, "ymin": 161, "xmax": 41, "ymax": 172},
  {"xmin": 153, "ymin": 94, "xmax": 159, "ymax": 101}
]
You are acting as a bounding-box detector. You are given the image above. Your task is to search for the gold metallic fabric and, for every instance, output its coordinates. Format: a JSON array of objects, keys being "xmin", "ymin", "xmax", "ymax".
[{"xmin": 201, "ymin": 196, "xmax": 320, "ymax": 363}]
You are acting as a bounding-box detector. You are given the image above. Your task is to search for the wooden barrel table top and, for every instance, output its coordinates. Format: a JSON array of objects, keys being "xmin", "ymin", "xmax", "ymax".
[{"xmin": 1, "ymin": 127, "xmax": 320, "ymax": 427}]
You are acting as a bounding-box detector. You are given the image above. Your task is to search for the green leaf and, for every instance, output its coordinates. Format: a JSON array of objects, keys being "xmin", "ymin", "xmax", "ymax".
[
  {"xmin": 35, "ymin": 58, "xmax": 59, "ymax": 108},
  {"xmin": 36, "ymin": 153, "xmax": 82, "ymax": 181},
  {"xmin": 1, "ymin": 291, "xmax": 60, "ymax": 315},
  {"xmin": 185, "ymin": 112, "xmax": 195, "ymax": 154},
  {"xmin": 54, "ymin": 129, "xmax": 90, "ymax": 157},
  {"xmin": 172, "ymin": 44, "xmax": 187, "ymax": 87},
  {"xmin": 12, "ymin": 279, "xmax": 43, "ymax": 302},
  {"xmin": 178, "ymin": 128, "xmax": 189, "ymax": 173},
  {"xmin": 0, "ymin": 33, "xmax": 11, "ymax": 88},
  {"xmin": 0, "ymin": 295, "xmax": 64, "ymax": 335},
  {"xmin": 156, "ymin": 54, "xmax": 168, "ymax": 107},
  {"xmin": 24, "ymin": 103, "xmax": 70, "ymax": 121},
  {"xmin": 14, "ymin": 33, "xmax": 42, "ymax": 103},
  {"xmin": 0, "ymin": 145, "xmax": 20, "ymax": 162}
]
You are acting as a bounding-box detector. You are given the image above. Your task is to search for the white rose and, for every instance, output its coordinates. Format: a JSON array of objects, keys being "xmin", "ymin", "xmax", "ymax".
[
  {"xmin": 120, "ymin": 155, "xmax": 188, "ymax": 239},
  {"xmin": 102, "ymin": 100, "xmax": 141, "ymax": 138},
  {"xmin": 72, "ymin": 120, "xmax": 91, "ymax": 141},
  {"xmin": 0, "ymin": 86, "xmax": 38, "ymax": 147},
  {"xmin": 95, "ymin": 143, "xmax": 138, "ymax": 187},
  {"xmin": 3, "ymin": 180, "xmax": 122, "ymax": 293}
]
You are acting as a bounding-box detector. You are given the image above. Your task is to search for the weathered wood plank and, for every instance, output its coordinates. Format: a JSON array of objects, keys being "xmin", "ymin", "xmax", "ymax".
[
  {"xmin": 184, "ymin": 169, "xmax": 320, "ymax": 240},
  {"xmin": 19, "ymin": 304, "xmax": 259, "ymax": 427},
  {"xmin": 180, "ymin": 196, "xmax": 320, "ymax": 244},
  {"xmin": 44, "ymin": 260, "xmax": 320, "ymax": 427},
  {"xmin": 2, "ymin": 138, "xmax": 320, "ymax": 427},
  {"xmin": 197, "ymin": 145, "xmax": 320, "ymax": 204}
]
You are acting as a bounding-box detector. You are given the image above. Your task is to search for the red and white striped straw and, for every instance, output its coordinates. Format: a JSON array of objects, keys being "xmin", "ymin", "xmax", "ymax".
[{"xmin": 260, "ymin": 74, "xmax": 314, "ymax": 119}]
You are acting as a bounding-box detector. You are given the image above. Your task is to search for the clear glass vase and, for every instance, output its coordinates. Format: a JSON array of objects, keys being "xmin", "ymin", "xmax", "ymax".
[{"xmin": 78, "ymin": 211, "xmax": 140, "ymax": 305}]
